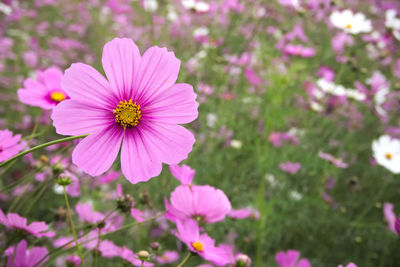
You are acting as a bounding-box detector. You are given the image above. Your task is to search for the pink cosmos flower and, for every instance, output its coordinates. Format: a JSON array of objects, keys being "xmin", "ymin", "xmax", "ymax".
[
  {"xmin": 244, "ymin": 67, "xmax": 261, "ymax": 86},
  {"xmin": 338, "ymin": 263, "xmax": 357, "ymax": 267},
  {"xmin": 51, "ymin": 38, "xmax": 198, "ymax": 184},
  {"xmin": 318, "ymin": 151, "xmax": 348, "ymax": 168},
  {"xmin": 169, "ymin": 164, "xmax": 195, "ymax": 185},
  {"xmin": 18, "ymin": 67, "xmax": 68, "ymax": 110},
  {"xmin": 5, "ymin": 240, "xmax": 48, "ymax": 267},
  {"xmin": 156, "ymin": 250, "xmax": 179, "ymax": 264},
  {"xmin": 227, "ymin": 208, "xmax": 260, "ymax": 219},
  {"xmin": 175, "ymin": 219, "xmax": 231, "ymax": 266},
  {"xmin": 283, "ymin": 44, "xmax": 315, "ymax": 57},
  {"xmin": 0, "ymin": 209, "xmax": 54, "ymax": 238},
  {"xmin": 275, "ymin": 250, "xmax": 311, "ymax": 267},
  {"xmin": 165, "ymin": 185, "xmax": 231, "ymax": 224},
  {"xmin": 98, "ymin": 170, "xmax": 120, "ymax": 184},
  {"xmin": 279, "ymin": 162, "xmax": 302, "ymax": 174},
  {"xmin": 0, "ymin": 129, "xmax": 26, "ymax": 162},
  {"xmin": 75, "ymin": 202, "xmax": 104, "ymax": 224},
  {"xmin": 383, "ymin": 202, "xmax": 396, "ymax": 233}
]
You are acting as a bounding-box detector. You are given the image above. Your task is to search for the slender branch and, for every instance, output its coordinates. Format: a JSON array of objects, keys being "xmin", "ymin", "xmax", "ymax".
[
  {"xmin": 177, "ymin": 251, "xmax": 192, "ymax": 267},
  {"xmin": 0, "ymin": 135, "xmax": 88, "ymax": 169},
  {"xmin": 63, "ymin": 186, "xmax": 86, "ymax": 267}
]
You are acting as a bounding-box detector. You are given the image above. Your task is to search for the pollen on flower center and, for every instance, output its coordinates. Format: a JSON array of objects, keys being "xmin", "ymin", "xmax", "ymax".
[
  {"xmin": 385, "ymin": 153, "xmax": 393, "ymax": 160},
  {"xmin": 50, "ymin": 92, "xmax": 66, "ymax": 102},
  {"xmin": 113, "ymin": 100, "xmax": 142, "ymax": 129},
  {"xmin": 346, "ymin": 24, "xmax": 352, "ymax": 29},
  {"xmin": 192, "ymin": 241, "xmax": 204, "ymax": 252}
]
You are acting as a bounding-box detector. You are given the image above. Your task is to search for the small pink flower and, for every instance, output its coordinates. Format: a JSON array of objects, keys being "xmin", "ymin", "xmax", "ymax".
[
  {"xmin": 275, "ymin": 250, "xmax": 311, "ymax": 267},
  {"xmin": 383, "ymin": 202, "xmax": 396, "ymax": 233},
  {"xmin": 227, "ymin": 208, "xmax": 260, "ymax": 219},
  {"xmin": 279, "ymin": 162, "xmax": 302, "ymax": 174},
  {"xmin": 169, "ymin": 164, "xmax": 195, "ymax": 185},
  {"xmin": 5, "ymin": 240, "xmax": 48, "ymax": 267},
  {"xmin": 75, "ymin": 202, "xmax": 104, "ymax": 224},
  {"xmin": 175, "ymin": 219, "xmax": 232, "ymax": 266},
  {"xmin": 165, "ymin": 185, "xmax": 231, "ymax": 224},
  {"xmin": 0, "ymin": 209, "xmax": 54, "ymax": 238},
  {"xmin": 51, "ymin": 38, "xmax": 198, "ymax": 184},
  {"xmin": 156, "ymin": 250, "xmax": 179, "ymax": 264},
  {"xmin": 244, "ymin": 67, "xmax": 261, "ymax": 86},
  {"xmin": 283, "ymin": 44, "xmax": 315, "ymax": 57},
  {"xmin": 18, "ymin": 67, "xmax": 68, "ymax": 110},
  {"xmin": 318, "ymin": 151, "xmax": 348, "ymax": 168},
  {"xmin": 0, "ymin": 129, "xmax": 26, "ymax": 163},
  {"xmin": 98, "ymin": 170, "xmax": 120, "ymax": 184}
]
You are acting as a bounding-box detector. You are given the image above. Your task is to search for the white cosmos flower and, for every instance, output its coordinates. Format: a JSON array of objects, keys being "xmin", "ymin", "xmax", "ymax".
[
  {"xmin": 385, "ymin": 10, "xmax": 400, "ymax": 40},
  {"xmin": 182, "ymin": 0, "xmax": 210, "ymax": 13},
  {"xmin": 330, "ymin": 9, "xmax": 372, "ymax": 34},
  {"xmin": 345, "ymin": 89, "xmax": 366, "ymax": 101},
  {"xmin": 372, "ymin": 135, "xmax": 400, "ymax": 174},
  {"xmin": 143, "ymin": 0, "xmax": 158, "ymax": 12}
]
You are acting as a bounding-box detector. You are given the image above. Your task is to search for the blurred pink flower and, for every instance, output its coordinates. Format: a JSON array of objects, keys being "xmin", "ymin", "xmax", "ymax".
[
  {"xmin": 156, "ymin": 250, "xmax": 179, "ymax": 264},
  {"xmin": 165, "ymin": 185, "xmax": 231, "ymax": 224},
  {"xmin": 383, "ymin": 202, "xmax": 396, "ymax": 233},
  {"xmin": 244, "ymin": 67, "xmax": 261, "ymax": 86},
  {"xmin": 227, "ymin": 208, "xmax": 260, "ymax": 219},
  {"xmin": 51, "ymin": 38, "xmax": 198, "ymax": 184},
  {"xmin": 0, "ymin": 209, "xmax": 54, "ymax": 238},
  {"xmin": 0, "ymin": 129, "xmax": 26, "ymax": 162},
  {"xmin": 175, "ymin": 219, "xmax": 231, "ymax": 266},
  {"xmin": 275, "ymin": 250, "xmax": 311, "ymax": 267},
  {"xmin": 279, "ymin": 162, "xmax": 302, "ymax": 174},
  {"xmin": 5, "ymin": 240, "xmax": 48, "ymax": 267},
  {"xmin": 75, "ymin": 202, "xmax": 104, "ymax": 224},
  {"xmin": 18, "ymin": 67, "xmax": 68, "ymax": 110},
  {"xmin": 169, "ymin": 164, "xmax": 195, "ymax": 185},
  {"xmin": 98, "ymin": 170, "xmax": 120, "ymax": 184},
  {"xmin": 318, "ymin": 151, "xmax": 348, "ymax": 168},
  {"xmin": 283, "ymin": 44, "xmax": 315, "ymax": 57}
]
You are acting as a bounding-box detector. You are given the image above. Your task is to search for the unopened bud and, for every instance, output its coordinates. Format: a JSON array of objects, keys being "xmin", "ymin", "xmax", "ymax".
[
  {"xmin": 52, "ymin": 163, "xmax": 64, "ymax": 176},
  {"xmin": 150, "ymin": 242, "xmax": 160, "ymax": 251},
  {"xmin": 56, "ymin": 173, "xmax": 71, "ymax": 186},
  {"xmin": 235, "ymin": 254, "xmax": 251, "ymax": 267},
  {"xmin": 137, "ymin": 250, "xmax": 150, "ymax": 261}
]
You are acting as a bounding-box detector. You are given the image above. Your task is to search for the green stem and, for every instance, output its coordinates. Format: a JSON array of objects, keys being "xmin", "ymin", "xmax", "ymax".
[
  {"xmin": 176, "ymin": 252, "xmax": 192, "ymax": 267},
  {"xmin": 0, "ymin": 135, "xmax": 88, "ymax": 169},
  {"xmin": 63, "ymin": 186, "xmax": 86, "ymax": 267}
]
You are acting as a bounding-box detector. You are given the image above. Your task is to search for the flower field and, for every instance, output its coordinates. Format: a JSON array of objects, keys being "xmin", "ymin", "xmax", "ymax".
[{"xmin": 0, "ymin": 0, "xmax": 400, "ymax": 266}]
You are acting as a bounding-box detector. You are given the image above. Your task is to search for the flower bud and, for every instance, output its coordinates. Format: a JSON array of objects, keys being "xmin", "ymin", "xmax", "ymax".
[
  {"xmin": 56, "ymin": 173, "xmax": 71, "ymax": 186},
  {"xmin": 137, "ymin": 250, "xmax": 150, "ymax": 261},
  {"xmin": 150, "ymin": 242, "xmax": 160, "ymax": 251},
  {"xmin": 52, "ymin": 163, "xmax": 64, "ymax": 176},
  {"xmin": 235, "ymin": 254, "xmax": 251, "ymax": 267}
]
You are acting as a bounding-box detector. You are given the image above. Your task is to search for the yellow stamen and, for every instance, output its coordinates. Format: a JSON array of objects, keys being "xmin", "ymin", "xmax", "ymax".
[
  {"xmin": 385, "ymin": 153, "xmax": 392, "ymax": 160},
  {"xmin": 346, "ymin": 24, "xmax": 352, "ymax": 29},
  {"xmin": 192, "ymin": 241, "xmax": 204, "ymax": 252},
  {"xmin": 113, "ymin": 100, "xmax": 142, "ymax": 129},
  {"xmin": 162, "ymin": 255, "xmax": 169, "ymax": 261},
  {"xmin": 50, "ymin": 92, "xmax": 66, "ymax": 102}
]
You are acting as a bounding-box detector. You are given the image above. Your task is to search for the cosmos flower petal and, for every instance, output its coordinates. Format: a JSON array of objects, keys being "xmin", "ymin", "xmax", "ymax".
[
  {"xmin": 133, "ymin": 46, "xmax": 180, "ymax": 105},
  {"xmin": 17, "ymin": 79, "xmax": 54, "ymax": 110},
  {"xmin": 138, "ymin": 122, "xmax": 195, "ymax": 164},
  {"xmin": 102, "ymin": 38, "xmax": 141, "ymax": 100},
  {"xmin": 62, "ymin": 63, "xmax": 119, "ymax": 109},
  {"xmin": 72, "ymin": 125, "xmax": 123, "ymax": 176},
  {"xmin": 144, "ymin": 83, "xmax": 199, "ymax": 124},
  {"xmin": 52, "ymin": 99, "xmax": 114, "ymax": 136},
  {"xmin": 120, "ymin": 128, "xmax": 163, "ymax": 184}
]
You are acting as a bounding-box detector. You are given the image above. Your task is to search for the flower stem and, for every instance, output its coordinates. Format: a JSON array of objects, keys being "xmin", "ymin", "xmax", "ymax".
[
  {"xmin": 0, "ymin": 135, "xmax": 88, "ymax": 169},
  {"xmin": 63, "ymin": 186, "xmax": 86, "ymax": 267},
  {"xmin": 177, "ymin": 252, "xmax": 192, "ymax": 267}
]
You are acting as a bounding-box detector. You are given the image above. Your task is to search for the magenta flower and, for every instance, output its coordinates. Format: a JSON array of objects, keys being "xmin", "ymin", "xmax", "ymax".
[
  {"xmin": 275, "ymin": 250, "xmax": 311, "ymax": 267},
  {"xmin": 227, "ymin": 208, "xmax": 260, "ymax": 219},
  {"xmin": 165, "ymin": 185, "xmax": 231, "ymax": 224},
  {"xmin": 0, "ymin": 209, "xmax": 54, "ymax": 238},
  {"xmin": 383, "ymin": 202, "xmax": 396, "ymax": 233},
  {"xmin": 169, "ymin": 164, "xmax": 195, "ymax": 185},
  {"xmin": 283, "ymin": 44, "xmax": 315, "ymax": 58},
  {"xmin": 51, "ymin": 38, "xmax": 198, "ymax": 183},
  {"xmin": 18, "ymin": 67, "xmax": 68, "ymax": 110},
  {"xmin": 5, "ymin": 240, "xmax": 48, "ymax": 267},
  {"xmin": 279, "ymin": 162, "xmax": 302, "ymax": 174},
  {"xmin": 0, "ymin": 129, "xmax": 26, "ymax": 162},
  {"xmin": 156, "ymin": 250, "xmax": 179, "ymax": 264},
  {"xmin": 175, "ymin": 219, "xmax": 231, "ymax": 266},
  {"xmin": 318, "ymin": 151, "xmax": 348, "ymax": 168},
  {"xmin": 338, "ymin": 263, "xmax": 357, "ymax": 267},
  {"xmin": 75, "ymin": 202, "xmax": 104, "ymax": 224}
]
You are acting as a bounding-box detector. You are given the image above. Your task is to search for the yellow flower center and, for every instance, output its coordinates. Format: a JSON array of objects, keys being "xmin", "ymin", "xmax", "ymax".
[
  {"xmin": 50, "ymin": 92, "xmax": 66, "ymax": 102},
  {"xmin": 162, "ymin": 255, "xmax": 169, "ymax": 261},
  {"xmin": 191, "ymin": 241, "xmax": 204, "ymax": 252},
  {"xmin": 346, "ymin": 24, "xmax": 352, "ymax": 29},
  {"xmin": 113, "ymin": 100, "xmax": 142, "ymax": 129},
  {"xmin": 385, "ymin": 153, "xmax": 392, "ymax": 160}
]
